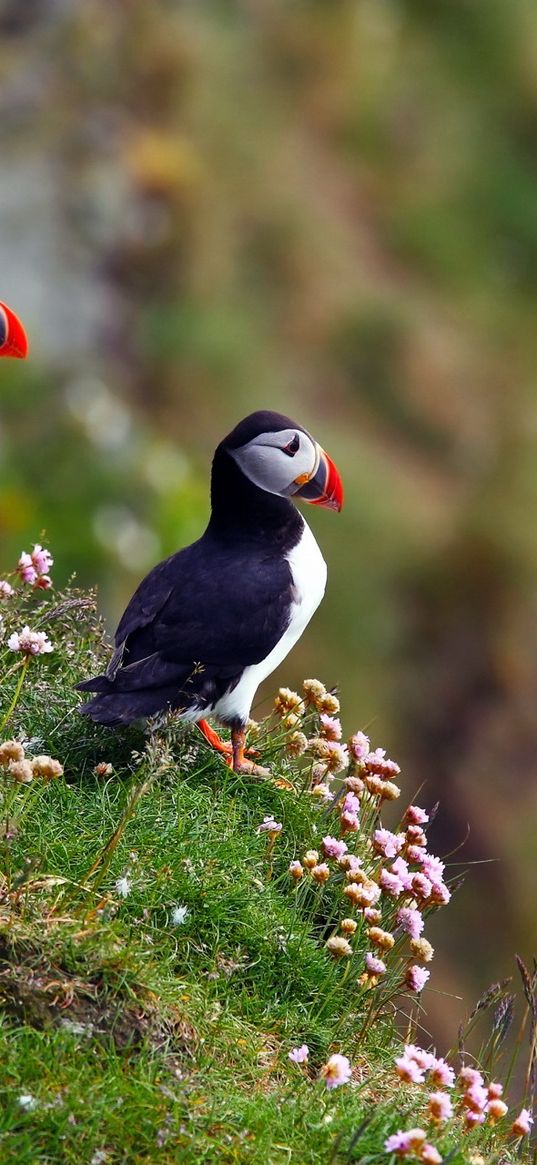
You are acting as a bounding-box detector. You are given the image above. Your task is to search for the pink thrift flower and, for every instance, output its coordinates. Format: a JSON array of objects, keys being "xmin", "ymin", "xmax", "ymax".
[
  {"xmin": 463, "ymin": 1083, "xmax": 488, "ymax": 1113},
  {"xmin": 364, "ymin": 906, "xmax": 381, "ymax": 923},
  {"xmin": 396, "ymin": 907, "xmax": 424, "ymax": 940},
  {"xmin": 31, "ymin": 544, "xmax": 54, "ymax": 575},
  {"xmin": 17, "ymin": 555, "xmax": 38, "ymax": 584},
  {"xmin": 320, "ymin": 714, "xmax": 342, "ymax": 741},
  {"xmin": 257, "ymin": 815, "xmax": 282, "ymax": 834},
  {"xmin": 322, "ymin": 1053, "xmax": 352, "ymax": 1090},
  {"xmin": 421, "ymin": 1145, "xmax": 442, "ymax": 1165},
  {"xmin": 464, "ymin": 1110, "xmax": 486, "ymax": 1130},
  {"xmin": 350, "ymin": 731, "xmax": 370, "ymax": 761},
  {"xmin": 340, "ymin": 853, "xmax": 362, "ymax": 873},
  {"xmin": 35, "ymin": 574, "xmax": 53, "ymax": 590},
  {"xmin": 405, "ymin": 965, "xmax": 430, "ymax": 993},
  {"xmin": 428, "ymin": 1091, "xmax": 453, "ymax": 1122},
  {"xmin": 365, "ymin": 748, "xmax": 401, "ymax": 778},
  {"xmin": 487, "ymin": 1098, "xmax": 508, "ymax": 1122},
  {"xmin": 412, "ymin": 872, "xmax": 433, "ymax": 901},
  {"xmin": 321, "ymin": 835, "xmax": 348, "ymax": 860},
  {"xmin": 0, "ymin": 580, "xmax": 14, "ymax": 597},
  {"xmin": 365, "ymin": 952, "xmax": 386, "ymax": 977},
  {"xmin": 7, "ymin": 626, "xmax": 53, "ymax": 656},
  {"xmin": 373, "ymin": 828, "xmax": 403, "ymax": 859},
  {"xmin": 379, "ymin": 869, "xmax": 404, "ymax": 898},
  {"xmin": 458, "ymin": 1066, "xmax": 483, "ymax": 1089},
  {"xmin": 340, "ymin": 810, "xmax": 359, "ymax": 833},
  {"xmin": 429, "ymin": 881, "xmax": 451, "ymax": 906},
  {"xmin": 391, "ymin": 856, "xmax": 412, "ymax": 888},
  {"xmin": 403, "ymin": 1044, "xmax": 436, "ymax": 1071},
  {"xmin": 395, "ymin": 1055, "xmax": 425, "ymax": 1084},
  {"xmin": 288, "ymin": 1044, "xmax": 309, "ymax": 1063},
  {"xmin": 487, "ymin": 1081, "xmax": 503, "ymax": 1099},
  {"xmin": 343, "ymin": 791, "xmax": 360, "ymax": 815},
  {"xmin": 421, "ymin": 854, "xmax": 445, "ymax": 882},
  {"xmin": 404, "ymin": 805, "xmax": 429, "ymax": 825},
  {"xmin": 406, "ymin": 844, "xmax": 426, "ymax": 863},
  {"xmin": 384, "ymin": 1129, "xmax": 426, "ymax": 1155},
  {"xmin": 429, "ymin": 1058, "xmax": 455, "ymax": 1089},
  {"xmin": 511, "ymin": 1108, "xmax": 533, "ymax": 1136}
]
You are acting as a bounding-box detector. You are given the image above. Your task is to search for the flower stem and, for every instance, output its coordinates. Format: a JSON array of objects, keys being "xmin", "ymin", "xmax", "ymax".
[{"xmin": 0, "ymin": 657, "xmax": 29, "ymax": 733}]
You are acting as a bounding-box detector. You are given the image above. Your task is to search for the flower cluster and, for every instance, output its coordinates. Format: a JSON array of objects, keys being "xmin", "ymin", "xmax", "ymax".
[
  {"xmin": 289, "ymin": 719, "xmax": 450, "ymax": 996},
  {"xmin": 387, "ymin": 1044, "xmax": 534, "ymax": 1155},
  {"xmin": 7, "ymin": 626, "xmax": 53, "ymax": 656},
  {"xmin": 0, "ymin": 739, "xmax": 63, "ymax": 784},
  {"xmin": 16, "ymin": 544, "xmax": 53, "ymax": 590}
]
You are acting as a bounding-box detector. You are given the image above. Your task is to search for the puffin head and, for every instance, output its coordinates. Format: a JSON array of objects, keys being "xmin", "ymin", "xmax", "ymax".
[
  {"xmin": 224, "ymin": 410, "xmax": 343, "ymax": 511},
  {"xmin": 0, "ymin": 302, "xmax": 28, "ymax": 359}
]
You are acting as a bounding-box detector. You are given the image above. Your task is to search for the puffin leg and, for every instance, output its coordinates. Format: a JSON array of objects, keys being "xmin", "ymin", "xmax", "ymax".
[
  {"xmin": 197, "ymin": 719, "xmax": 233, "ymax": 764},
  {"xmin": 231, "ymin": 725, "xmax": 270, "ymax": 777}
]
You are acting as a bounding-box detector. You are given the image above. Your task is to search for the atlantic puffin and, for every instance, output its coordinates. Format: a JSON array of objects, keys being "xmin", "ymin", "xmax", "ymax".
[
  {"xmin": 0, "ymin": 302, "xmax": 28, "ymax": 359},
  {"xmin": 78, "ymin": 410, "xmax": 343, "ymax": 773}
]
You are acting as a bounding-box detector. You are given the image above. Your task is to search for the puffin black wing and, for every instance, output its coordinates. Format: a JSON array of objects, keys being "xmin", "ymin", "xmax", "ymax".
[{"xmin": 77, "ymin": 531, "xmax": 295, "ymax": 726}]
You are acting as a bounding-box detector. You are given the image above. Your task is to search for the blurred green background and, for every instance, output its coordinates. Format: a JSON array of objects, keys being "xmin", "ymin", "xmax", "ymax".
[{"xmin": 1, "ymin": 0, "xmax": 537, "ymax": 1046}]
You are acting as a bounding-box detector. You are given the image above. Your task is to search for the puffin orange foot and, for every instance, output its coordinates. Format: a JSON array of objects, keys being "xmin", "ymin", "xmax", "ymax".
[
  {"xmin": 197, "ymin": 719, "xmax": 257, "ymax": 768},
  {"xmin": 231, "ymin": 726, "xmax": 270, "ymax": 777}
]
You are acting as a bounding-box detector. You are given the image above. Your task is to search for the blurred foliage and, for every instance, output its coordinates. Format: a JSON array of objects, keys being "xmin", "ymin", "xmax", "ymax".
[{"xmin": 1, "ymin": 0, "xmax": 537, "ymax": 1043}]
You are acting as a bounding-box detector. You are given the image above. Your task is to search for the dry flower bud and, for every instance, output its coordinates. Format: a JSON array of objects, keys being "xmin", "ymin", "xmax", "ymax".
[
  {"xmin": 31, "ymin": 755, "xmax": 63, "ymax": 781},
  {"xmin": 326, "ymin": 935, "xmax": 352, "ymax": 959},
  {"xmin": 0, "ymin": 740, "xmax": 25, "ymax": 766},
  {"xmin": 379, "ymin": 780, "xmax": 401, "ymax": 801},
  {"xmin": 307, "ymin": 737, "xmax": 330, "ymax": 760},
  {"xmin": 302, "ymin": 678, "xmax": 326, "ymax": 707},
  {"xmin": 289, "ymin": 860, "xmax": 304, "ymax": 879},
  {"xmin": 283, "ymin": 713, "xmax": 300, "ymax": 730},
  {"xmin": 246, "ymin": 718, "xmax": 261, "ymax": 738},
  {"xmin": 410, "ymin": 937, "xmax": 434, "ymax": 963},
  {"xmin": 320, "ymin": 692, "xmax": 340, "ymax": 716},
  {"xmin": 274, "ymin": 687, "xmax": 302, "ymax": 716},
  {"xmin": 286, "ymin": 731, "xmax": 308, "ymax": 757},
  {"xmin": 367, "ymin": 926, "xmax": 395, "ymax": 950},
  {"xmin": 0, "ymin": 740, "xmax": 25, "ymax": 768},
  {"xmin": 311, "ymin": 863, "xmax": 330, "ymax": 884},
  {"xmin": 8, "ymin": 759, "xmax": 34, "ymax": 784},
  {"xmin": 303, "ymin": 850, "xmax": 319, "ymax": 869},
  {"xmin": 340, "ymin": 917, "xmax": 357, "ymax": 934}
]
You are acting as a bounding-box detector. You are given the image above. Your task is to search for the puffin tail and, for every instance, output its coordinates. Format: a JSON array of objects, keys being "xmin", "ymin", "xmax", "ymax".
[{"xmin": 78, "ymin": 683, "xmax": 184, "ymax": 727}]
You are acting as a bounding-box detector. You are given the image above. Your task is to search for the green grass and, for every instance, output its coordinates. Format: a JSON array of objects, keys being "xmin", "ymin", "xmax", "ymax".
[{"xmin": 0, "ymin": 586, "xmax": 534, "ymax": 1163}]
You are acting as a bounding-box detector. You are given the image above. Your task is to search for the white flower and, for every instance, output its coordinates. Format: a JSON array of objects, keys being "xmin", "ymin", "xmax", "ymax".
[
  {"xmin": 7, "ymin": 626, "xmax": 53, "ymax": 655},
  {"xmin": 170, "ymin": 905, "xmax": 190, "ymax": 926},
  {"xmin": 18, "ymin": 1093, "xmax": 38, "ymax": 1111},
  {"xmin": 115, "ymin": 875, "xmax": 132, "ymax": 898}
]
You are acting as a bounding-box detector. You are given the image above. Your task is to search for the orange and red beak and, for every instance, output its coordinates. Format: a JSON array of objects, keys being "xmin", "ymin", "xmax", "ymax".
[
  {"xmin": 0, "ymin": 302, "xmax": 28, "ymax": 359},
  {"xmin": 293, "ymin": 445, "xmax": 343, "ymax": 512}
]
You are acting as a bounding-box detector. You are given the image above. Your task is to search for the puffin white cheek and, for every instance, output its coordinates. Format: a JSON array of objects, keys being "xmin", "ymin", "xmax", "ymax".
[{"xmin": 232, "ymin": 445, "xmax": 293, "ymax": 495}]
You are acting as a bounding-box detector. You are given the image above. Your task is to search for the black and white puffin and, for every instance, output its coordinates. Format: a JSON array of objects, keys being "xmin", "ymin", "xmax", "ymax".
[{"xmin": 78, "ymin": 410, "xmax": 343, "ymax": 773}]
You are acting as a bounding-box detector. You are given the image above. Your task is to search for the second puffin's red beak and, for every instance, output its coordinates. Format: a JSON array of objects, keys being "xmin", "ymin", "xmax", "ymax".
[
  {"xmin": 0, "ymin": 302, "xmax": 28, "ymax": 359},
  {"xmin": 293, "ymin": 446, "xmax": 344, "ymax": 512}
]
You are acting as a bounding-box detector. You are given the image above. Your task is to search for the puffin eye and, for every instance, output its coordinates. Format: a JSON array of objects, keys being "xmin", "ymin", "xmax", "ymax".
[{"xmin": 282, "ymin": 434, "xmax": 300, "ymax": 457}]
